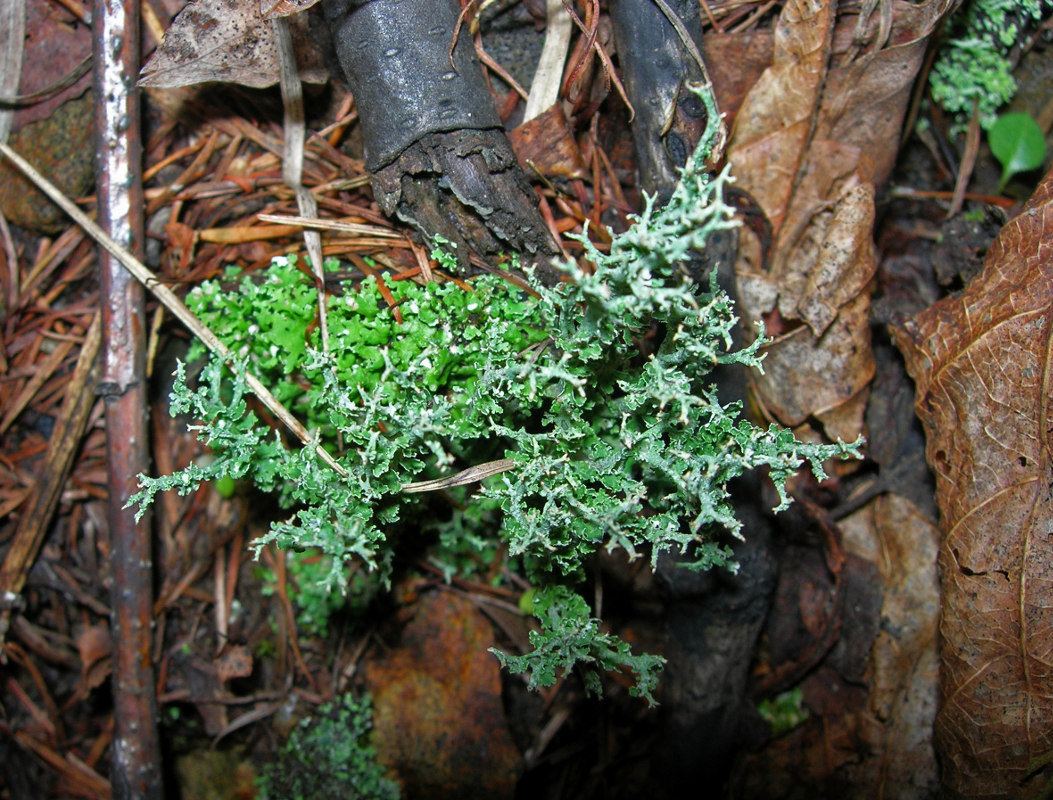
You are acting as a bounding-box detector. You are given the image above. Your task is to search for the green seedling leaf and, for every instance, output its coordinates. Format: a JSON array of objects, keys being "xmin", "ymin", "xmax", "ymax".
[{"xmin": 989, "ymin": 112, "xmax": 1047, "ymax": 193}]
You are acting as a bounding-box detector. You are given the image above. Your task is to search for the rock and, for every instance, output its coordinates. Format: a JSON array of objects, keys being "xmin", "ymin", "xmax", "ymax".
[{"xmin": 1, "ymin": 91, "xmax": 94, "ymax": 235}]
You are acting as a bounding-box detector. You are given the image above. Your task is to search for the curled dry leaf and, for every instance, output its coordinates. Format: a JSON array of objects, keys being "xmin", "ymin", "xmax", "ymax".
[
  {"xmin": 260, "ymin": 0, "xmax": 325, "ymax": 18},
  {"xmin": 892, "ymin": 167, "xmax": 1053, "ymax": 799},
  {"xmin": 76, "ymin": 623, "xmax": 113, "ymax": 696},
  {"xmin": 840, "ymin": 494, "xmax": 941, "ymax": 798},
  {"xmin": 139, "ymin": 0, "xmax": 328, "ymax": 89},
  {"xmin": 726, "ymin": 0, "xmax": 955, "ymax": 440}
]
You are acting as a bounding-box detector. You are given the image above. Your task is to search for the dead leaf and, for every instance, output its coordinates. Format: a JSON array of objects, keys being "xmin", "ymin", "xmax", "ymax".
[
  {"xmin": 701, "ymin": 30, "xmax": 774, "ymax": 129},
  {"xmin": 508, "ymin": 103, "xmax": 587, "ymax": 180},
  {"xmin": 260, "ymin": 0, "xmax": 324, "ymax": 18},
  {"xmin": 893, "ymin": 166, "xmax": 1053, "ymax": 799},
  {"xmin": 215, "ymin": 645, "xmax": 253, "ymax": 682},
  {"xmin": 726, "ymin": 0, "xmax": 955, "ymax": 439},
  {"xmin": 138, "ymin": 0, "xmax": 328, "ymax": 89},
  {"xmin": 746, "ymin": 292, "xmax": 874, "ymax": 442},
  {"xmin": 365, "ymin": 588, "xmax": 520, "ymax": 799},
  {"xmin": 76, "ymin": 623, "xmax": 112, "ymax": 696},
  {"xmin": 841, "ymin": 494, "xmax": 941, "ymax": 797}
]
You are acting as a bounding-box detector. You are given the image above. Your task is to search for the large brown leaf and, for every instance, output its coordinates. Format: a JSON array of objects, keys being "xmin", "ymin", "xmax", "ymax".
[
  {"xmin": 726, "ymin": 0, "xmax": 954, "ymax": 441},
  {"xmin": 893, "ymin": 168, "xmax": 1053, "ymax": 798},
  {"xmin": 138, "ymin": 0, "xmax": 327, "ymax": 89}
]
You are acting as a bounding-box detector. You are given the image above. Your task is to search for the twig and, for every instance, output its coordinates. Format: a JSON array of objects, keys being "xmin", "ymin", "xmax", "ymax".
[
  {"xmin": 272, "ymin": 16, "xmax": 330, "ymax": 353},
  {"xmin": 93, "ymin": 0, "xmax": 162, "ymax": 795},
  {"xmin": 256, "ymin": 213, "xmax": 401, "ymax": 238},
  {"xmin": 0, "ymin": 0, "xmax": 25, "ymax": 144},
  {"xmin": 0, "ymin": 55, "xmax": 92, "ymax": 107},
  {"xmin": 948, "ymin": 99, "xmax": 981, "ymax": 219},
  {"xmin": 401, "ymin": 458, "xmax": 517, "ymax": 493},
  {"xmin": 523, "ymin": 0, "xmax": 573, "ymax": 123},
  {"xmin": 0, "ymin": 141, "xmax": 348, "ymax": 478}
]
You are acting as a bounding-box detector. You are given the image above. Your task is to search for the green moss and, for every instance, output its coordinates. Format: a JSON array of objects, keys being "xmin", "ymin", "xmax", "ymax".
[
  {"xmin": 256, "ymin": 694, "xmax": 400, "ymax": 800},
  {"xmin": 756, "ymin": 688, "xmax": 809, "ymax": 738},
  {"xmin": 930, "ymin": 0, "xmax": 1048, "ymax": 130}
]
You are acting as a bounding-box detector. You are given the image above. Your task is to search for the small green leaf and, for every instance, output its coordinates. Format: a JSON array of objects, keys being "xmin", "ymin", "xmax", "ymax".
[
  {"xmin": 213, "ymin": 474, "xmax": 236, "ymax": 498},
  {"xmin": 989, "ymin": 112, "xmax": 1047, "ymax": 192}
]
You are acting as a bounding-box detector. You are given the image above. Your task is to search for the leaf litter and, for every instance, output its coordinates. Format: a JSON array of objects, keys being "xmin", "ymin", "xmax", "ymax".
[{"xmin": 2, "ymin": 0, "xmax": 1050, "ymax": 796}]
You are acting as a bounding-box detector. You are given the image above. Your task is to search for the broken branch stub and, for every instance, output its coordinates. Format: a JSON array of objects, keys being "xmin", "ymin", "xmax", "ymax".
[{"xmin": 319, "ymin": 0, "xmax": 560, "ymax": 281}]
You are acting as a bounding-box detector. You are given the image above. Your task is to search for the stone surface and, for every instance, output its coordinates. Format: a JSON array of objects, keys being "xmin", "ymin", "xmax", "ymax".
[{"xmin": 1, "ymin": 91, "xmax": 94, "ymax": 235}]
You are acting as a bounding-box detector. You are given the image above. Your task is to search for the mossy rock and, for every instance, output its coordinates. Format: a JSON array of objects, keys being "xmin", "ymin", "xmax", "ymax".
[{"xmin": 0, "ymin": 91, "xmax": 95, "ymax": 235}]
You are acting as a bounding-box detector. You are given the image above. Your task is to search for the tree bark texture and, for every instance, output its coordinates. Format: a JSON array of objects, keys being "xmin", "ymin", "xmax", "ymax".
[
  {"xmin": 93, "ymin": 0, "xmax": 163, "ymax": 796},
  {"xmin": 608, "ymin": 0, "xmax": 710, "ymax": 199},
  {"xmin": 609, "ymin": 0, "xmax": 737, "ymax": 283},
  {"xmin": 319, "ymin": 0, "xmax": 561, "ymax": 282}
]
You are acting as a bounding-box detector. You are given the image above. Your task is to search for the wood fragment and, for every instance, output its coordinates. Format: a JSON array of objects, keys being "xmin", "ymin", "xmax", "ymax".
[{"xmin": 523, "ymin": 0, "xmax": 573, "ymax": 123}]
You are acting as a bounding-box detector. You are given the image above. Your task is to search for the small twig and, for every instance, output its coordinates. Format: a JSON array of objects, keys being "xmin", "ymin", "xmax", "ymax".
[
  {"xmin": 523, "ymin": 0, "xmax": 573, "ymax": 123},
  {"xmin": 474, "ymin": 33, "xmax": 530, "ymax": 102},
  {"xmin": 948, "ymin": 98, "xmax": 981, "ymax": 219},
  {"xmin": 256, "ymin": 213, "xmax": 401, "ymax": 238},
  {"xmin": 401, "ymin": 458, "xmax": 517, "ymax": 493},
  {"xmin": 272, "ymin": 16, "xmax": 329, "ymax": 353},
  {"xmin": 0, "ymin": 55, "xmax": 92, "ymax": 107},
  {"xmin": 0, "ymin": 140, "xmax": 348, "ymax": 478}
]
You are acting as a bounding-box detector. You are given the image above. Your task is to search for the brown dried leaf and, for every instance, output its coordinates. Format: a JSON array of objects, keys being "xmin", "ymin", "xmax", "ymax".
[
  {"xmin": 745, "ymin": 292, "xmax": 874, "ymax": 443},
  {"xmin": 215, "ymin": 645, "xmax": 253, "ymax": 682},
  {"xmin": 76, "ymin": 623, "xmax": 111, "ymax": 667},
  {"xmin": 892, "ymin": 167, "xmax": 1053, "ymax": 799},
  {"xmin": 76, "ymin": 624, "xmax": 112, "ymax": 695},
  {"xmin": 841, "ymin": 494, "xmax": 941, "ymax": 797},
  {"xmin": 701, "ymin": 30, "xmax": 773, "ymax": 129},
  {"xmin": 365, "ymin": 588, "xmax": 520, "ymax": 798},
  {"xmin": 260, "ymin": 0, "xmax": 324, "ymax": 18},
  {"xmin": 138, "ymin": 0, "xmax": 327, "ymax": 89},
  {"xmin": 508, "ymin": 103, "xmax": 587, "ymax": 180},
  {"xmin": 726, "ymin": 0, "xmax": 953, "ymax": 437}
]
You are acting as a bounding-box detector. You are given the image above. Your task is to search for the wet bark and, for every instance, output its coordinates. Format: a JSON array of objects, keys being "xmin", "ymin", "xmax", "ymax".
[
  {"xmin": 609, "ymin": 0, "xmax": 709, "ymax": 199},
  {"xmin": 606, "ymin": 5, "xmax": 771, "ymax": 789},
  {"xmin": 609, "ymin": 0, "xmax": 737, "ymax": 280},
  {"xmin": 318, "ymin": 0, "xmax": 561, "ymax": 283}
]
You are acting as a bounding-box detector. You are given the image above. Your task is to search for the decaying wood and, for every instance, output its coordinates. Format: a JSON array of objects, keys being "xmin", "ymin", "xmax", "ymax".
[
  {"xmin": 609, "ymin": 0, "xmax": 711, "ymax": 198},
  {"xmin": 372, "ymin": 129, "xmax": 562, "ymax": 283},
  {"xmin": 320, "ymin": 0, "xmax": 561, "ymax": 281}
]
